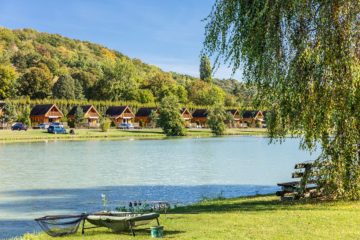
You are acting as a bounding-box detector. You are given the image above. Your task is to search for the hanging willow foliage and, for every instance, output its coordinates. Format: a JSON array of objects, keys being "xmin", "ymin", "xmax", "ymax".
[{"xmin": 204, "ymin": 0, "xmax": 360, "ymax": 199}]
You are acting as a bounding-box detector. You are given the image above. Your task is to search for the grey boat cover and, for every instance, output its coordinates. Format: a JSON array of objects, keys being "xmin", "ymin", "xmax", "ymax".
[{"xmin": 86, "ymin": 212, "xmax": 160, "ymax": 232}]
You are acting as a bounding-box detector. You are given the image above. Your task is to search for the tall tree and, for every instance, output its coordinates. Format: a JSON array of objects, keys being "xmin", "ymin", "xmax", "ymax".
[
  {"xmin": 74, "ymin": 79, "xmax": 85, "ymax": 100},
  {"xmin": 199, "ymin": 55, "xmax": 212, "ymax": 82},
  {"xmin": 74, "ymin": 106, "xmax": 84, "ymax": 127},
  {"xmin": 19, "ymin": 106, "xmax": 31, "ymax": 126},
  {"xmin": 0, "ymin": 101, "xmax": 17, "ymax": 124},
  {"xmin": 158, "ymin": 94, "xmax": 186, "ymax": 136},
  {"xmin": 204, "ymin": 0, "xmax": 360, "ymax": 199},
  {"xmin": 0, "ymin": 65, "xmax": 18, "ymax": 99},
  {"xmin": 52, "ymin": 74, "xmax": 76, "ymax": 99}
]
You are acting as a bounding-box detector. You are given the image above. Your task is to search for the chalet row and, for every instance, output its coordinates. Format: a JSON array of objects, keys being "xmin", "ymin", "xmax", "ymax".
[{"xmin": 0, "ymin": 102, "xmax": 265, "ymax": 128}]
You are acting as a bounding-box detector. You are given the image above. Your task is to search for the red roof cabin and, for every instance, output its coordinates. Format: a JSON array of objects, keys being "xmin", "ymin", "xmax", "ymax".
[
  {"xmin": 67, "ymin": 105, "xmax": 100, "ymax": 128},
  {"xmin": 30, "ymin": 104, "xmax": 64, "ymax": 126}
]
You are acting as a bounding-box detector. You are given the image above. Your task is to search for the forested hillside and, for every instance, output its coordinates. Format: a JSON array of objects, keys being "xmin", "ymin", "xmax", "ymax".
[{"xmin": 0, "ymin": 27, "xmax": 254, "ymax": 107}]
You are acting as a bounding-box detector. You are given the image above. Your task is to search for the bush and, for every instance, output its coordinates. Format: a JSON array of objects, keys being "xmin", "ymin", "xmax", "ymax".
[
  {"xmin": 100, "ymin": 118, "xmax": 111, "ymax": 132},
  {"xmin": 208, "ymin": 103, "xmax": 227, "ymax": 135},
  {"xmin": 68, "ymin": 119, "xmax": 75, "ymax": 128}
]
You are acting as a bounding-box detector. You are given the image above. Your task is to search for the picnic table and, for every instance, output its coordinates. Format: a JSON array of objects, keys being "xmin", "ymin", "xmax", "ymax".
[{"xmin": 276, "ymin": 161, "xmax": 319, "ymax": 200}]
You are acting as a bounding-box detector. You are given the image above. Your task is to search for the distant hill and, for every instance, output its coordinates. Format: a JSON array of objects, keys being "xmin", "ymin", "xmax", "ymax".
[{"xmin": 0, "ymin": 27, "xmax": 254, "ymax": 107}]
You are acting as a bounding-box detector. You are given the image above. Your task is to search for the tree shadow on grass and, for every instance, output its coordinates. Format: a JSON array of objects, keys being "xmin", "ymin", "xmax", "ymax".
[{"xmin": 169, "ymin": 195, "xmax": 344, "ymax": 214}]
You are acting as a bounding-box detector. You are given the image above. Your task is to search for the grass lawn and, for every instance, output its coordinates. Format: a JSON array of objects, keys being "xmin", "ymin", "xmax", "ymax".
[
  {"xmin": 0, "ymin": 128, "xmax": 267, "ymax": 143},
  {"xmin": 21, "ymin": 195, "xmax": 360, "ymax": 240}
]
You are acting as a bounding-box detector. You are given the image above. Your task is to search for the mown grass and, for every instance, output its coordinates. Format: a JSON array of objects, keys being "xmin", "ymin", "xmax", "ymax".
[
  {"xmin": 20, "ymin": 195, "xmax": 360, "ymax": 240},
  {"xmin": 0, "ymin": 128, "xmax": 267, "ymax": 143}
]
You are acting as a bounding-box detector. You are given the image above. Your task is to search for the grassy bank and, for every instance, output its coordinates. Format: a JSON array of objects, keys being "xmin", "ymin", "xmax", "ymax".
[
  {"xmin": 0, "ymin": 128, "xmax": 267, "ymax": 143},
  {"xmin": 21, "ymin": 195, "xmax": 360, "ymax": 240}
]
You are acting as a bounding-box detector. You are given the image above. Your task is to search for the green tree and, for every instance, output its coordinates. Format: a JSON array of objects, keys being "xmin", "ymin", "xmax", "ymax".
[
  {"xmin": 200, "ymin": 55, "xmax": 212, "ymax": 82},
  {"xmin": 18, "ymin": 67, "xmax": 52, "ymax": 99},
  {"xmin": 208, "ymin": 103, "xmax": 227, "ymax": 135},
  {"xmin": 74, "ymin": 106, "xmax": 84, "ymax": 127},
  {"xmin": 53, "ymin": 75, "xmax": 76, "ymax": 99},
  {"xmin": 19, "ymin": 106, "xmax": 31, "ymax": 126},
  {"xmin": 71, "ymin": 70, "xmax": 99, "ymax": 99},
  {"xmin": 225, "ymin": 111, "xmax": 235, "ymax": 128},
  {"xmin": 148, "ymin": 72, "xmax": 176, "ymax": 101},
  {"xmin": 158, "ymin": 95, "xmax": 186, "ymax": 136},
  {"xmin": 189, "ymin": 80, "xmax": 225, "ymax": 105},
  {"xmin": 0, "ymin": 65, "xmax": 18, "ymax": 99},
  {"xmin": 204, "ymin": 0, "xmax": 360, "ymax": 199},
  {"xmin": 97, "ymin": 58, "xmax": 139, "ymax": 101},
  {"xmin": 100, "ymin": 117, "xmax": 111, "ymax": 132},
  {"xmin": 175, "ymin": 85, "xmax": 188, "ymax": 104},
  {"xmin": 74, "ymin": 79, "xmax": 85, "ymax": 100},
  {"xmin": 135, "ymin": 89, "xmax": 155, "ymax": 104},
  {"xmin": 149, "ymin": 110, "xmax": 159, "ymax": 128},
  {"xmin": 0, "ymin": 101, "xmax": 17, "ymax": 124}
]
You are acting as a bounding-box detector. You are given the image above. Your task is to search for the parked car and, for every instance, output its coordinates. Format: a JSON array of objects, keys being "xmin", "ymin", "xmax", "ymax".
[
  {"xmin": 50, "ymin": 122, "xmax": 64, "ymax": 127},
  {"xmin": 35, "ymin": 123, "xmax": 50, "ymax": 129},
  {"xmin": 118, "ymin": 123, "xmax": 134, "ymax": 129},
  {"xmin": 11, "ymin": 123, "xmax": 28, "ymax": 131},
  {"xmin": 47, "ymin": 125, "xmax": 67, "ymax": 134}
]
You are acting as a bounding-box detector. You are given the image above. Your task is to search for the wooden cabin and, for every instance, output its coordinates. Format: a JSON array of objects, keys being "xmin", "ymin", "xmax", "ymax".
[
  {"xmin": 67, "ymin": 105, "xmax": 100, "ymax": 128},
  {"xmin": 180, "ymin": 108, "xmax": 192, "ymax": 127},
  {"xmin": 241, "ymin": 110, "xmax": 264, "ymax": 127},
  {"xmin": 135, "ymin": 107, "xmax": 158, "ymax": 128},
  {"xmin": 106, "ymin": 106, "xmax": 135, "ymax": 126},
  {"xmin": 30, "ymin": 104, "xmax": 64, "ymax": 126},
  {"xmin": 226, "ymin": 109, "xmax": 241, "ymax": 128},
  {"xmin": 191, "ymin": 109, "xmax": 208, "ymax": 128}
]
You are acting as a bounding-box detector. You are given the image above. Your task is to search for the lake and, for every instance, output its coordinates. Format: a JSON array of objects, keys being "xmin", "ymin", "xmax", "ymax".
[{"xmin": 0, "ymin": 136, "xmax": 319, "ymax": 239}]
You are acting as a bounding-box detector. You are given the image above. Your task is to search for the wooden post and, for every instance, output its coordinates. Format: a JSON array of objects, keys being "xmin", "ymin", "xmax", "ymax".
[{"xmin": 128, "ymin": 221, "xmax": 135, "ymax": 237}]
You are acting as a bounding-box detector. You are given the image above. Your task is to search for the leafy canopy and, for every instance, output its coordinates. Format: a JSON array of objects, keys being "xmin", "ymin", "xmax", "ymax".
[
  {"xmin": 200, "ymin": 55, "xmax": 212, "ymax": 82},
  {"xmin": 208, "ymin": 103, "xmax": 227, "ymax": 135},
  {"xmin": 204, "ymin": 0, "xmax": 360, "ymax": 199},
  {"xmin": 158, "ymin": 94, "xmax": 186, "ymax": 136},
  {"xmin": 0, "ymin": 27, "xmax": 252, "ymax": 107}
]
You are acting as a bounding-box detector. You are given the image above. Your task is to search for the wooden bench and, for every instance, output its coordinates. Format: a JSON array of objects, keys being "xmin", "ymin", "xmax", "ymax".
[{"xmin": 277, "ymin": 161, "xmax": 319, "ymax": 200}]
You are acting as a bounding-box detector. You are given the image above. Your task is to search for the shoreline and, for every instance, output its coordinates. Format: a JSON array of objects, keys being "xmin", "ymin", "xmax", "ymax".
[
  {"xmin": 20, "ymin": 194, "xmax": 360, "ymax": 239},
  {"xmin": 0, "ymin": 128, "xmax": 268, "ymax": 144}
]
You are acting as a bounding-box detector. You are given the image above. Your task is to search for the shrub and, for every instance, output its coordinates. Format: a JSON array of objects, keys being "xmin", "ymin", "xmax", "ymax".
[
  {"xmin": 208, "ymin": 103, "xmax": 227, "ymax": 135},
  {"xmin": 100, "ymin": 118, "xmax": 111, "ymax": 132}
]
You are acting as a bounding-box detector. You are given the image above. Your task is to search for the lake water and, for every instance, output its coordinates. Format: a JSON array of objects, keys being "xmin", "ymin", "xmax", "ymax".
[{"xmin": 0, "ymin": 136, "xmax": 319, "ymax": 239}]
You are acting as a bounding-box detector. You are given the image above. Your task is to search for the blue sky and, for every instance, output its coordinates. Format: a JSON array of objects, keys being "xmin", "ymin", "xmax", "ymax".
[{"xmin": 0, "ymin": 0, "xmax": 241, "ymax": 79}]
